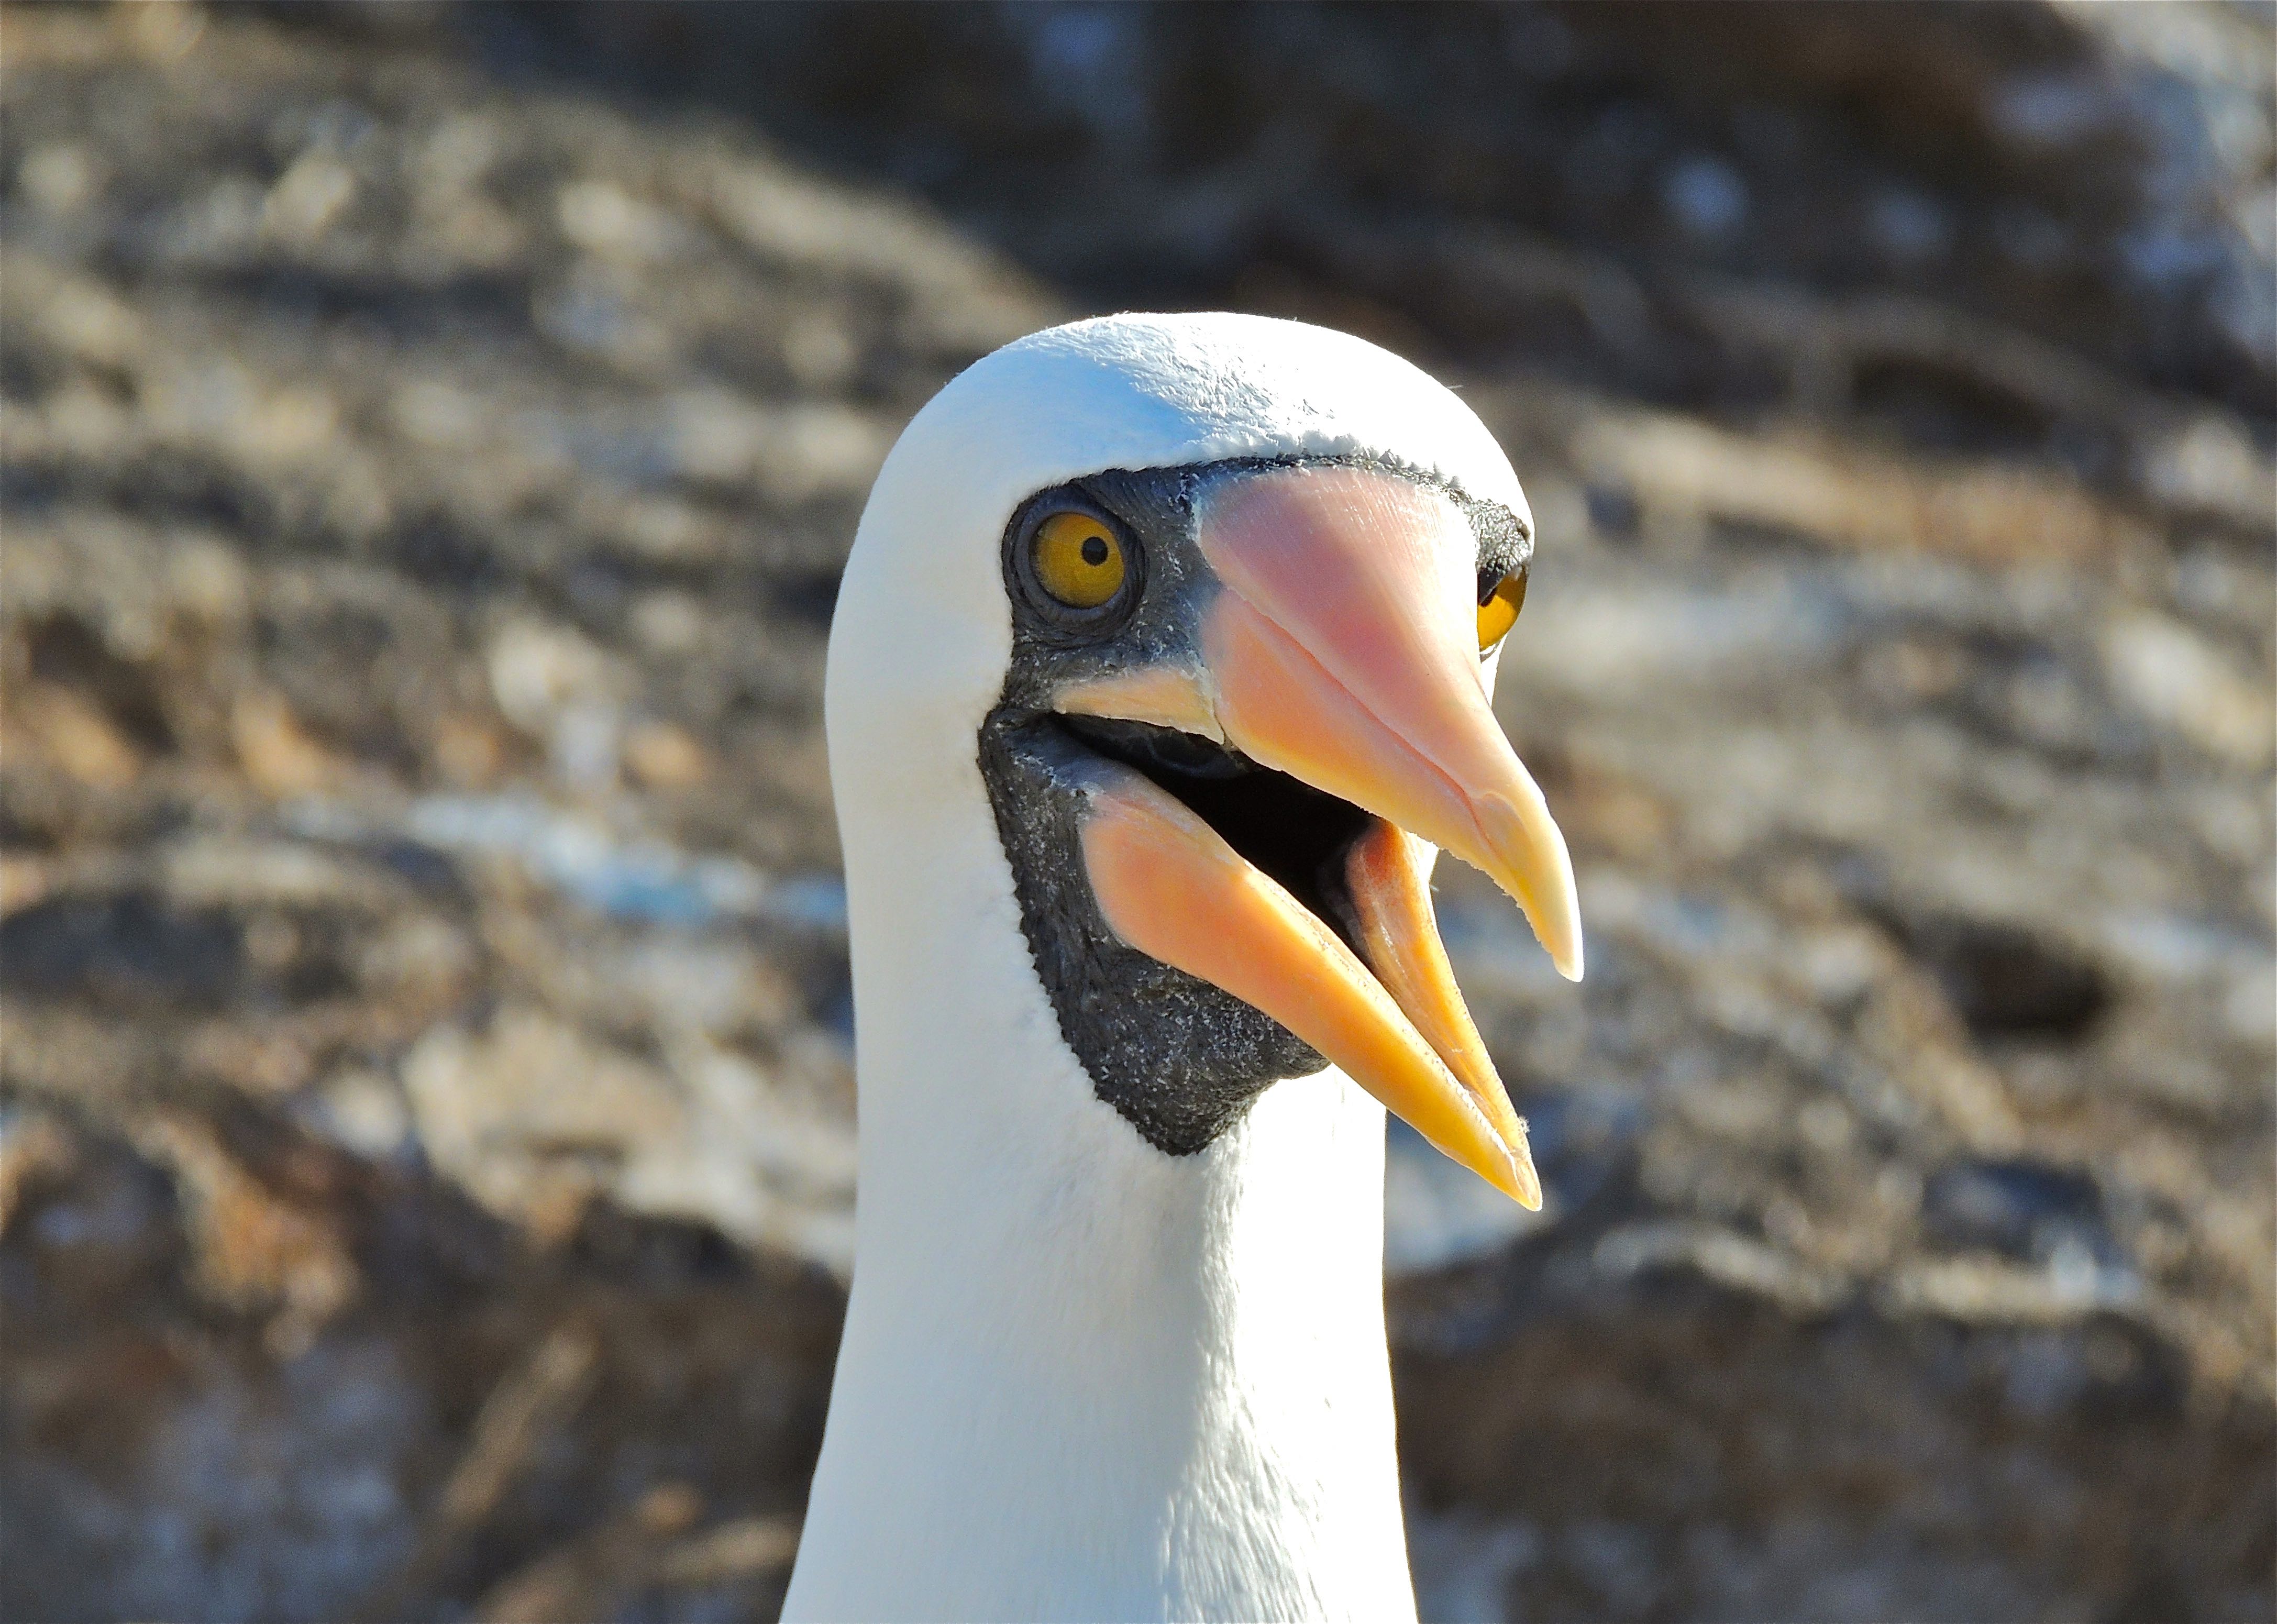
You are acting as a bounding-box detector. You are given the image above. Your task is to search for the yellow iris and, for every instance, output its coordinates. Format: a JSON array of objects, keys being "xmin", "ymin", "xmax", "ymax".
[
  {"xmin": 1476, "ymin": 568, "xmax": 1527, "ymax": 651},
  {"xmin": 1032, "ymin": 511, "xmax": 1127, "ymax": 609}
]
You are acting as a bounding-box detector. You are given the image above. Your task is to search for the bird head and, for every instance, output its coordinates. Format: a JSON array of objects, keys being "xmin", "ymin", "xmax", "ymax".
[{"xmin": 827, "ymin": 314, "xmax": 1579, "ymax": 1209}]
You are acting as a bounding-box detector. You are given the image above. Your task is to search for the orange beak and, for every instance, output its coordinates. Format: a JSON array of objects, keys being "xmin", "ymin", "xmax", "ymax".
[{"xmin": 1060, "ymin": 464, "xmax": 1580, "ymax": 1206}]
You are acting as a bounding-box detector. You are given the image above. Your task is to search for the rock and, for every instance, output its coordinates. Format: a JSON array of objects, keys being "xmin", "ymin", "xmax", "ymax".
[{"xmin": 1, "ymin": 4, "xmax": 2267, "ymax": 1620}]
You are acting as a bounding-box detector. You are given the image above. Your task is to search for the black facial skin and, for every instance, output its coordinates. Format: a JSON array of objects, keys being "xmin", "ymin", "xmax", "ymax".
[{"xmin": 977, "ymin": 455, "xmax": 1531, "ymax": 1156}]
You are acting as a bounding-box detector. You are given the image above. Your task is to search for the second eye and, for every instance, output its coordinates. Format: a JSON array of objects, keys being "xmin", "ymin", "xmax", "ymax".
[{"xmin": 1477, "ymin": 565, "xmax": 1528, "ymax": 652}]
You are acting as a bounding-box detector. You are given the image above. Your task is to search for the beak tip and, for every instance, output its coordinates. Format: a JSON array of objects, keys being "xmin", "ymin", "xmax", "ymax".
[
  {"xmin": 1532, "ymin": 915, "xmax": 1584, "ymax": 982},
  {"xmin": 1508, "ymin": 1146, "xmax": 1544, "ymax": 1210},
  {"xmin": 1473, "ymin": 791, "xmax": 1584, "ymax": 985}
]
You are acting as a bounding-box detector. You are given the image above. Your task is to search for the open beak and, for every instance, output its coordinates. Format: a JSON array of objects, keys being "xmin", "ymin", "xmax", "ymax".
[{"xmin": 1062, "ymin": 464, "xmax": 1580, "ymax": 1207}]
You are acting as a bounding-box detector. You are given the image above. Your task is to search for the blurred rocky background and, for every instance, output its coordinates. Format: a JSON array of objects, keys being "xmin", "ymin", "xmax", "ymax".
[{"xmin": 2, "ymin": 3, "xmax": 2271, "ymax": 1619}]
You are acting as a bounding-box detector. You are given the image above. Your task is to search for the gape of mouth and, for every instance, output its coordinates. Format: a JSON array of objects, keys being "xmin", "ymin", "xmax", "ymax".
[{"xmin": 1058, "ymin": 714, "xmax": 1378, "ymax": 950}]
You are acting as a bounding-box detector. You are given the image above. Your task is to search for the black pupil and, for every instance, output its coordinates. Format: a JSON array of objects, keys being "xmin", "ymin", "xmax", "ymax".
[{"xmin": 1081, "ymin": 535, "xmax": 1109, "ymax": 567}]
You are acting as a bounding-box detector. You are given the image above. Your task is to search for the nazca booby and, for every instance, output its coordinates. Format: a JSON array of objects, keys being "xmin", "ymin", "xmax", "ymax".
[{"xmin": 784, "ymin": 312, "xmax": 1582, "ymax": 1622}]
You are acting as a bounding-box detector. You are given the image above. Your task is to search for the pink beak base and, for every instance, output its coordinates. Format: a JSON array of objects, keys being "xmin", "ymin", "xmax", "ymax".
[{"xmin": 1197, "ymin": 463, "xmax": 1582, "ymax": 981}]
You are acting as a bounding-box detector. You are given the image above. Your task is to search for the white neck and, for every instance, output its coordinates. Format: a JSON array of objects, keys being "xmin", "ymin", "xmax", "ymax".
[{"xmin": 783, "ymin": 792, "xmax": 1415, "ymax": 1621}]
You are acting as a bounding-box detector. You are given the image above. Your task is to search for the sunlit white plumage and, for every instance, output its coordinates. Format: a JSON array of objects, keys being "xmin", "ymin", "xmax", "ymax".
[{"xmin": 784, "ymin": 314, "xmax": 1541, "ymax": 1622}]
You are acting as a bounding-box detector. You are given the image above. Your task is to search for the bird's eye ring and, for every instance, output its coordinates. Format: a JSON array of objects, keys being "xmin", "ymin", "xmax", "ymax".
[
  {"xmin": 1476, "ymin": 565, "xmax": 1527, "ymax": 653},
  {"xmin": 1008, "ymin": 494, "xmax": 1142, "ymax": 633}
]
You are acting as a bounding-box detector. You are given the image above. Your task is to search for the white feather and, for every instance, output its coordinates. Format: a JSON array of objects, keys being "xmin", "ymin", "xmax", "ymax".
[{"xmin": 786, "ymin": 314, "xmax": 1528, "ymax": 1622}]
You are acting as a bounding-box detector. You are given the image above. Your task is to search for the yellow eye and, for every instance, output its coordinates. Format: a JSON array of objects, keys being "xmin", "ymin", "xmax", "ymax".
[
  {"xmin": 1477, "ymin": 567, "xmax": 1527, "ymax": 651},
  {"xmin": 1031, "ymin": 511, "xmax": 1128, "ymax": 609}
]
